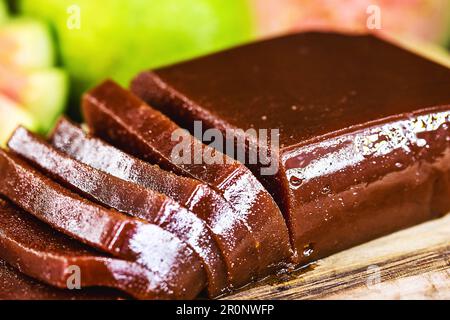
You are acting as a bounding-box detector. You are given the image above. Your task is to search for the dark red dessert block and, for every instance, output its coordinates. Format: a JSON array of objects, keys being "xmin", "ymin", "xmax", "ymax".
[
  {"xmin": 8, "ymin": 126, "xmax": 227, "ymax": 297},
  {"xmin": 0, "ymin": 257, "xmax": 123, "ymax": 300},
  {"xmin": 50, "ymin": 117, "xmax": 257, "ymax": 289},
  {"xmin": 131, "ymin": 32, "xmax": 450, "ymax": 263},
  {"xmin": 0, "ymin": 150, "xmax": 206, "ymax": 299},
  {"xmin": 83, "ymin": 80, "xmax": 294, "ymax": 281},
  {"xmin": 0, "ymin": 199, "xmax": 147, "ymax": 299}
]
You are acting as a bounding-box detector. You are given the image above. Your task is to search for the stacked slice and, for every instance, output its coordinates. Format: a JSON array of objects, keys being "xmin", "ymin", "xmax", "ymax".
[
  {"xmin": 0, "ymin": 80, "xmax": 293, "ymax": 299},
  {"xmin": 0, "ymin": 147, "xmax": 206, "ymax": 299}
]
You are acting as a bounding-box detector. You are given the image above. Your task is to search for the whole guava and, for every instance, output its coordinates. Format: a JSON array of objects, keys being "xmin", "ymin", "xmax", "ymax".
[
  {"xmin": 20, "ymin": 0, "xmax": 254, "ymax": 95},
  {"xmin": 0, "ymin": 0, "xmax": 8, "ymax": 24}
]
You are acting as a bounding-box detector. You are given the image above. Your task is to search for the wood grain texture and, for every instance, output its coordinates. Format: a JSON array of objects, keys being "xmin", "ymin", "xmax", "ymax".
[{"xmin": 223, "ymin": 214, "xmax": 450, "ymax": 300}]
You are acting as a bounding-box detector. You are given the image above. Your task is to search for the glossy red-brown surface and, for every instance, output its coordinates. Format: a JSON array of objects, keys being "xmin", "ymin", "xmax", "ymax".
[
  {"xmin": 83, "ymin": 81, "xmax": 293, "ymax": 284},
  {"xmin": 0, "ymin": 150, "xmax": 206, "ymax": 299},
  {"xmin": 281, "ymin": 107, "xmax": 450, "ymax": 262},
  {"xmin": 50, "ymin": 118, "xmax": 256, "ymax": 290},
  {"xmin": 8, "ymin": 126, "xmax": 226, "ymax": 297},
  {"xmin": 0, "ymin": 199, "xmax": 143, "ymax": 299},
  {"xmin": 132, "ymin": 32, "xmax": 450, "ymax": 147},
  {"xmin": 0, "ymin": 257, "xmax": 122, "ymax": 300},
  {"xmin": 131, "ymin": 32, "xmax": 450, "ymax": 262}
]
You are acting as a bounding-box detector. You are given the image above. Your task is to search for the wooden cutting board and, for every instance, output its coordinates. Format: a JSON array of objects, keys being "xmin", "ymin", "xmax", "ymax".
[{"xmin": 224, "ymin": 214, "xmax": 450, "ymax": 300}]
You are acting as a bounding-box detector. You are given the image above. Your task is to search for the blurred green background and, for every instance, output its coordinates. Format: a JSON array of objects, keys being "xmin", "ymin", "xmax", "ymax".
[
  {"xmin": 19, "ymin": 0, "xmax": 255, "ymax": 97},
  {"xmin": 16, "ymin": 0, "xmax": 450, "ymax": 93},
  {"xmin": 0, "ymin": 0, "xmax": 449, "ymax": 144}
]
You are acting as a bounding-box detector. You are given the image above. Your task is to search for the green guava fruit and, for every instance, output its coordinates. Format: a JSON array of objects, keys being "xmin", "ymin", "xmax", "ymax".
[
  {"xmin": 0, "ymin": 18, "xmax": 68, "ymax": 136},
  {"xmin": 0, "ymin": 94, "xmax": 37, "ymax": 146},
  {"xmin": 19, "ymin": 0, "xmax": 254, "ymax": 95},
  {"xmin": 0, "ymin": 0, "xmax": 8, "ymax": 25},
  {"xmin": 0, "ymin": 17, "xmax": 54, "ymax": 69},
  {"xmin": 18, "ymin": 68, "xmax": 68, "ymax": 132}
]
